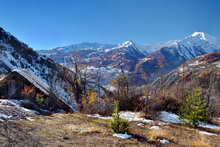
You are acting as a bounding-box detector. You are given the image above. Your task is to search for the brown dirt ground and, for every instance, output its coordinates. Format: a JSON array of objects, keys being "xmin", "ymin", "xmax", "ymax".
[{"xmin": 1, "ymin": 113, "xmax": 220, "ymax": 147}]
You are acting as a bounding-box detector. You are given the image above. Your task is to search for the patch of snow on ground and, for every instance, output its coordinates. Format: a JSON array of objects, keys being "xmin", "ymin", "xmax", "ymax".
[
  {"xmin": 113, "ymin": 133, "xmax": 132, "ymax": 139},
  {"xmin": 158, "ymin": 122, "xmax": 169, "ymax": 126},
  {"xmin": 0, "ymin": 99, "xmax": 39, "ymax": 115},
  {"xmin": 159, "ymin": 111, "xmax": 220, "ymax": 130},
  {"xmin": 87, "ymin": 111, "xmax": 220, "ymax": 130},
  {"xmin": 87, "ymin": 112, "xmax": 153, "ymax": 123},
  {"xmin": 159, "ymin": 111, "xmax": 181, "ymax": 124},
  {"xmin": 159, "ymin": 138, "xmax": 170, "ymax": 144},
  {"xmin": 0, "ymin": 113, "xmax": 12, "ymax": 119},
  {"xmin": 120, "ymin": 112, "xmax": 153, "ymax": 123},
  {"xmin": 26, "ymin": 117, "xmax": 35, "ymax": 121},
  {"xmin": 199, "ymin": 131, "xmax": 218, "ymax": 136},
  {"xmin": 150, "ymin": 126, "xmax": 160, "ymax": 130},
  {"xmin": 137, "ymin": 123, "xmax": 144, "ymax": 127},
  {"xmin": 0, "ymin": 99, "xmax": 22, "ymax": 106},
  {"xmin": 198, "ymin": 122, "xmax": 220, "ymax": 129},
  {"xmin": 21, "ymin": 107, "xmax": 39, "ymax": 114},
  {"xmin": 87, "ymin": 114, "xmax": 112, "ymax": 120},
  {"xmin": 215, "ymin": 62, "xmax": 220, "ymax": 68}
]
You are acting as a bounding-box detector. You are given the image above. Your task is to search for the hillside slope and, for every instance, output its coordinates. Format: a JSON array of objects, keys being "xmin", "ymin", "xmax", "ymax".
[
  {"xmin": 151, "ymin": 52, "xmax": 220, "ymax": 116},
  {"xmin": 0, "ymin": 27, "xmax": 77, "ymax": 111}
]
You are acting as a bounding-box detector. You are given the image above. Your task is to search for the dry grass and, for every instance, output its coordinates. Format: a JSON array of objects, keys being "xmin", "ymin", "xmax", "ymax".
[
  {"xmin": 3, "ymin": 113, "xmax": 220, "ymax": 147},
  {"xmin": 147, "ymin": 129, "xmax": 173, "ymax": 142},
  {"xmin": 188, "ymin": 136, "xmax": 211, "ymax": 147}
]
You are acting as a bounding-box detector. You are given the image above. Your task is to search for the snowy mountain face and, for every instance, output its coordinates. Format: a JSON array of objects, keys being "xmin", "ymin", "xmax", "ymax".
[
  {"xmin": 39, "ymin": 32, "xmax": 220, "ymax": 85},
  {"xmin": 40, "ymin": 42, "xmax": 116, "ymax": 56},
  {"xmin": 133, "ymin": 32, "xmax": 220, "ymax": 82},
  {"xmin": 39, "ymin": 40, "xmax": 146, "ymax": 71},
  {"xmin": 156, "ymin": 32, "xmax": 220, "ymax": 60},
  {"xmin": 0, "ymin": 27, "xmax": 78, "ymax": 111}
]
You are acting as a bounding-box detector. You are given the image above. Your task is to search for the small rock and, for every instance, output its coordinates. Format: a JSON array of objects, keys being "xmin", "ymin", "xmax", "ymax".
[
  {"xmin": 63, "ymin": 136, "xmax": 70, "ymax": 140},
  {"xmin": 159, "ymin": 138, "xmax": 170, "ymax": 144},
  {"xmin": 137, "ymin": 123, "xmax": 144, "ymax": 127},
  {"xmin": 150, "ymin": 126, "xmax": 160, "ymax": 130}
]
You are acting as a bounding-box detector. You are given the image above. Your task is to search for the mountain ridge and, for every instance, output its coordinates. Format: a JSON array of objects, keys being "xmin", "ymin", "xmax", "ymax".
[{"xmin": 38, "ymin": 32, "xmax": 220, "ymax": 84}]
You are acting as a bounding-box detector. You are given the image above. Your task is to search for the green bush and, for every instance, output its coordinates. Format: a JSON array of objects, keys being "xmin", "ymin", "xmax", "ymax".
[
  {"xmin": 110, "ymin": 102, "xmax": 129, "ymax": 133},
  {"xmin": 36, "ymin": 95, "xmax": 45, "ymax": 107},
  {"xmin": 180, "ymin": 88, "xmax": 211, "ymax": 127}
]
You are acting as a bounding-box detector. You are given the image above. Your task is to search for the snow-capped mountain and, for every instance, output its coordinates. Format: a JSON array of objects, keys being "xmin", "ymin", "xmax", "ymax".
[
  {"xmin": 39, "ymin": 40, "xmax": 146, "ymax": 70},
  {"xmin": 134, "ymin": 32, "xmax": 220, "ymax": 83},
  {"xmin": 40, "ymin": 42, "xmax": 116, "ymax": 56},
  {"xmin": 140, "ymin": 32, "xmax": 220, "ymax": 59},
  {"xmin": 0, "ymin": 27, "xmax": 78, "ymax": 111},
  {"xmin": 39, "ymin": 32, "xmax": 220, "ymax": 85},
  {"xmin": 150, "ymin": 32, "xmax": 220, "ymax": 60}
]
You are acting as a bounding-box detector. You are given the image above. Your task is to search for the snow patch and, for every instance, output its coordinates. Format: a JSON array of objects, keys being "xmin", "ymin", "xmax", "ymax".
[
  {"xmin": 113, "ymin": 133, "xmax": 132, "ymax": 139},
  {"xmin": 150, "ymin": 126, "xmax": 160, "ymax": 130},
  {"xmin": 159, "ymin": 111, "xmax": 220, "ymax": 129},
  {"xmin": 26, "ymin": 117, "xmax": 35, "ymax": 121},
  {"xmin": 0, "ymin": 99, "xmax": 39, "ymax": 115},
  {"xmin": 87, "ymin": 112, "xmax": 153, "ymax": 123},
  {"xmin": 159, "ymin": 138, "xmax": 170, "ymax": 144},
  {"xmin": 137, "ymin": 123, "xmax": 144, "ymax": 127},
  {"xmin": 158, "ymin": 122, "xmax": 169, "ymax": 126},
  {"xmin": 0, "ymin": 113, "xmax": 12, "ymax": 119},
  {"xmin": 87, "ymin": 114, "xmax": 112, "ymax": 120},
  {"xmin": 199, "ymin": 131, "xmax": 218, "ymax": 136},
  {"xmin": 215, "ymin": 62, "xmax": 220, "ymax": 68},
  {"xmin": 159, "ymin": 111, "xmax": 181, "ymax": 124},
  {"xmin": 198, "ymin": 122, "xmax": 220, "ymax": 129},
  {"xmin": 119, "ymin": 112, "xmax": 153, "ymax": 123}
]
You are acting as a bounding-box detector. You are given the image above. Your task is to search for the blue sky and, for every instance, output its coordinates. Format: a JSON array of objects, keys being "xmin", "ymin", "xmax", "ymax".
[{"xmin": 0, "ymin": 0, "xmax": 220, "ymax": 50}]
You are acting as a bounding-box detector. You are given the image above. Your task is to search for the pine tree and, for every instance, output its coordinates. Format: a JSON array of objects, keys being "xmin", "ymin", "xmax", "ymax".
[
  {"xmin": 110, "ymin": 102, "xmax": 129, "ymax": 133},
  {"xmin": 180, "ymin": 88, "xmax": 210, "ymax": 127}
]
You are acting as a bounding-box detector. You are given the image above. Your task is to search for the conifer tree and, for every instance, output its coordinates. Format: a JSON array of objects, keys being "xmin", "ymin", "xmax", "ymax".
[
  {"xmin": 110, "ymin": 102, "xmax": 129, "ymax": 133},
  {"xmin": 180, "ymin": 88, "xmax": 210, "ymax": 127}
]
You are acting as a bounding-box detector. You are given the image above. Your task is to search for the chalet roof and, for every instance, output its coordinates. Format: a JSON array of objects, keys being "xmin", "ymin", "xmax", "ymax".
[
  {"xmin": 0, "ymin": 69, "xmax": 75, "ymax": 112},
  {"xmin": 0, "ymin": 69, "xmax": 50, "ymax": 95},
  {"xmin": 14, "ymin": 69, "xmax": 50, "ymax": 95}
]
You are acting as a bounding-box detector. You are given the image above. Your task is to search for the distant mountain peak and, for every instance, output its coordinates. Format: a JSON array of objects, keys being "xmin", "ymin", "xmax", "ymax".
[
  {"xmin": 118, "ymin": 40, "xmax": 135, "ymax": 48},
  {"xmin": 185, "ymin": 32, "xmax": 219, "ymax": 43},
  {"xmin": 191, "ymin": 32, "xmax": 207, "ymax": 40}
]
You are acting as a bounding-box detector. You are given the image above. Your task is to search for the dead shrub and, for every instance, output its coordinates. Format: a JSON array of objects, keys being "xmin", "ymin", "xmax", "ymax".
[
  {"xmin": 118, "ymin": 95, "xmax": 143, "ymax": 111},
  {"xmin": 79, "ymin": 102, "xmax": 114, "ymax": 116},
  {"xmin": 142, "ymin": 96, "xmax": 181, "ymax": 119}
]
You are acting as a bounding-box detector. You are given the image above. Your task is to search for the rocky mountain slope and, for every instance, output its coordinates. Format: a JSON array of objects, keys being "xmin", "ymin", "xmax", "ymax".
[
  {"xmin": 40, "ymin": 40, "xmax": 146, "ymax": 71},
  {"xmin": 151, "ymin": 52, "xmax": 220, "ymax": 116},
  {"xmin": 0, "ymin": 27, "xmax": 77, "ymax": 111},
  {"xmin": 39, "ymin": 32, "xmax": 220, "ymax": 85}
]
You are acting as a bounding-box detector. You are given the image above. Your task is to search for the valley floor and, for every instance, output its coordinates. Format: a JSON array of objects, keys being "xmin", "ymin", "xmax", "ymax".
[{"xmin": 1, "ymin": 112, "xmax": 220, "ymax": 147}]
